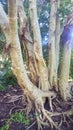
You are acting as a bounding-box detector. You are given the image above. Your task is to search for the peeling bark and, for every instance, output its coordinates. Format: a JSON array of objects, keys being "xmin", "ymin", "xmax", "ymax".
[
  {"xmin": 29, "ymin": 0, "xmax": 51, "ymax": 91},
  {"xmin": 0, "ymin": 1, "xmax": 73, "ymax": 129},
  {"xmin": 0, "ymin": 0, "xmax": 52, "ymax": 106},
  {"xmin": 17, "ymin": 0, "xmax": 38, "ymax": 84},
  {"xmin": 8, "ymin": 0, "xmax": 42, "ymax": 101},
  {"xmin": 5, "ymin": 0, "xmax": 53, "ymax": 104}
]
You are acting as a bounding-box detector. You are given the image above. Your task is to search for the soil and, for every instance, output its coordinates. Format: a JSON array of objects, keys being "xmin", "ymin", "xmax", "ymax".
[{"xmin": 0, "ymin": 85, "xmax": 73, "ymax": 130}]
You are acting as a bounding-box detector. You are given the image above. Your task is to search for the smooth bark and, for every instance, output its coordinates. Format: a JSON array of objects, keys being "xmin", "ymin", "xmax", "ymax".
[
  {"xmin": 55, "ymin": 0, "xmax": 60, "ymax": 91},
  {"xmin": 48, "ymin": 0, "xmax": 56, "ymax": 87},
  {"xmin": 59, "ymin": 42, "xmax": 71, "ymax": 100}
]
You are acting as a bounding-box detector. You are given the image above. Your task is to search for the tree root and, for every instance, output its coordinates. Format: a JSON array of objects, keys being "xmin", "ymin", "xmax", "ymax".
[
  {"xmin": 34, "ymin": 94, "xmax": 73, "ymax": 130},
  {"xmin": 42, "ymin": 108, "xmax": 61, "ymax": 130},
  {"xmin": 26, "ymin": 120, "xmax": 36, "ymax": 130},
  {"xmin": 3, "ymin": 95, "xmax": 23, "ymax": 103},
  {"xmin": 9, "ymin": 106, "xmax": 25, "ymax": 115}
]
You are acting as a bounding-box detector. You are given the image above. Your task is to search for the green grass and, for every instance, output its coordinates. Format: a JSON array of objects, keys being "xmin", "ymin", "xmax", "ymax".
[
  {"xmin": 0, "ymin": 124, "xmax": 9, "ymax": 130},
  {"xmin": 7, "ymin": 111, "xmax": 30, "ymax": 125},
  {"xmin": 0, "ymin": 83, "xmax": 6, "ymax": 91},
  {"xmin": 0, "ymin": 111, "xmax": 30, "ymax": 130}
]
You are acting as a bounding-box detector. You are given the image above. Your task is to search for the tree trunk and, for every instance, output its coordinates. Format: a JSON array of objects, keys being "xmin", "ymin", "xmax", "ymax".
[
  {"xmin": 48, "ymin": 0, "xmax": 56, "ymax": 87},
  {"xmin": 55, "ymin": 0, "xmax": 60, "ymax": 91},
  {"xmin": 7, "ymin": 0, "xmax": 42, "ymax": 101},
  {"xmin": 59, "ymin": 42, "xmax": 71, "ymax": 101},
  {"xmin": 0, "ymin": 0, "xmax": 54, "ymax": 108},
  {"xmin": 29, "ymin": 0, "xmax": 51, "ymax": 91},
  {"xmin": 59, "ymin": 12, "xmax": 73, "ymax": 101},
  {"xmin": 0, "ymin": 4, "xmax": 9, "ymax": 44},
  {"xmin": 1, "ymin": 1, "xmax": 73, "ymax": 129},
  {"xmin": 7, "ymin": 0, "xmax": 55, "ymax": 106},
  {"xmin": 55, "ymin": 16, "xmax": 60, "ymax": 79},
  {"xmin": 17, "ymin": 0, "xmax": 38, "ymax": 85}
]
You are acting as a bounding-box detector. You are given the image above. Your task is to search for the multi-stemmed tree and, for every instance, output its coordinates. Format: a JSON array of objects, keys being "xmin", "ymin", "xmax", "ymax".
[
  {"xmin": 48, "ymin": 0, "xmax": 73, "ymax": 100},
  {"xmin": 0, "ymin": 0, "xmax": 73, "ymax": 129}
]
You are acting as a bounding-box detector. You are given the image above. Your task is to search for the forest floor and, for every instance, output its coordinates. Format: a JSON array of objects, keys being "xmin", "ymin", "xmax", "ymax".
[{"xmin": 0, "ymin": 84, "xmax": 73, "ymax": 130}]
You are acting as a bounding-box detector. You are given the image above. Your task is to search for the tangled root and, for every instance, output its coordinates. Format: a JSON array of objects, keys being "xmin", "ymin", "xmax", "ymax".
[{"xmin": 34, "ymin": 91, "xmax": 73, "ymax": 130}]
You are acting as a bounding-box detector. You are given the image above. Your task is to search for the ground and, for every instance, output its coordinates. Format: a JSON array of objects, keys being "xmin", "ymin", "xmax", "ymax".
[{"xmin": 0, "ymin": 85, "xmax": 73, "ymax": 130}]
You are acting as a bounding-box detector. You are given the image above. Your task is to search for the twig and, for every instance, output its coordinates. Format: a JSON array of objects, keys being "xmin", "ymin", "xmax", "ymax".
[
  {"xmin": 67, "ymin": 115, "xmax": 73, "ymax": 123},
  {"xmin": 9, "ymin": 106, "xmax": 25, "ymax": 115},
  {"xmin": 26, "ymin": 120, "xmax": 36, "ymax": 130},
  {"xmin": 3, "ymin": 95, "xmax": 23, "ymax": 103}
]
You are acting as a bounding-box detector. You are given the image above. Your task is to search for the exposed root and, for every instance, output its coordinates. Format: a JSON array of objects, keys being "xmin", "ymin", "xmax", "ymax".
[
  {"xmin": 3, "ymin": 95, "xmax": 23, "ymax": 103},
  {"xmin": 36, "ymin": 107, "xmax": 73, "ymax": 130},
  {"xmin": 37, "ymin": 118, "xmax": 43, "ymax": 130},
  {"xmin": 42, "ymin": 108, "xmax": 61, "ymax": 130},
  {"xmin": 58, "ymin": 115, "xmax": 62, "ymax": 127},
  {"xmin": 34, "ymin": 93, "xmax": 73, "ymax": 130},
  {"xmin": 9, "ymin": 106, "xmax": 25, "ymax": 115},
  {"xmin": 26, "ymin": 120, "xmax": 36, "ymax": 130},
  {"xmin": 67, "ymin": 115, "xmax": 73, "ymax": 123},
  {"xmin": 37, "ymin": 117, "xmax": 49, "ymax": 127}
]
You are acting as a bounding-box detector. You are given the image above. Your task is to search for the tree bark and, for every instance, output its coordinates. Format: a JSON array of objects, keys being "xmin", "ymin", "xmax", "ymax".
[
  {"xmin": 59, "ymin": 42, "xmax": 71, "ymax": 101},
  {"xmin": 7, "ymin": 0, "xmax": 42, "ymax": 101},
  {"xmin": 1, "ymin": 1, "xmax": 73, "ymax": 129},
  {"xmin": 0, "ymin": 4, "xmax": 9, "ymax": 44},
  {"xmin": 17, "ymin": 0, "xmax": 38, "ymax": 84},
  {"xmin": 0, "ymin": 1, "xmax": 55, "ymax": 110},
  {"xmin": 6, "ymin": 0, "xmax": 54, "ymax": 106},
  {"xmin": 55, "ymin": 0, "xmax": 60, "ymax": 91},
  {"xmin": 59, "ymin": 12, "xmax": 73, "ymax": 101},
  {"xmin": 48, "ymin": 0, "xmax": 56, "ymax": 87},
  {"xmin": 29, "ymin": 0, "xmax": 51, "ymax": 91},
  {"xmin": 55, "ymin": 16, "xmax": 60, "ymax": 78}
]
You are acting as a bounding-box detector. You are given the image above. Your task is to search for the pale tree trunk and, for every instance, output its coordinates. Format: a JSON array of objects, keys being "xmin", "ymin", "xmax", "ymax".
[
  {"xmin": 1, "ymin": 1, "xmax": 73, "ymax": 129},
  {"xmin": 55, "ymin": 17, "xmax": 60, "ymax": 79},
  {"xmin": 29, "ymin": 0, "xmax": 51, "ymax": 91},
  {"xmin": 55, "ymin": 0, "xmax": 60, "ymax": 91},
  {"xmin": 48, "ymin": 0, "xmax": 56, "ymax": 87},
  {"xmin": 7, "ymin": 0, "xmax": 54, "ymax": 105},
  {"xmin": 17, "ymin": 0, "xmax": 38, "ymax": 85},
  {"xmin": 0, "ymin": 4, "xmax": 10, "ymax": 60},
  {"xmin": 59, "ymin": 42, "xmax": 71, "ymax": 101},
  {"xmin": 0, "ymin": 0, "xmax": 54, "ymax": 105},
  {"xmin": 59, "ymin": 13, "xmax": 73, "ymax": 101},
  {"xmin": 7, "ymin": 0, "xmax": 42, "ymax": 101},
  {"xmin": 0, "ymin": 5, "xmax": 9, "ymax": 44}
]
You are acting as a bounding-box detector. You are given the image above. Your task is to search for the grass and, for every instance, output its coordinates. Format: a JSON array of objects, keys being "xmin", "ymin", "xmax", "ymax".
[
  {"xmin": 0, "ymin": 111, "xmax": 30, "ymax": 130},
  {"xmin": 0, "ymin": 83, "xmax": 6, "ymax": 91}
]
